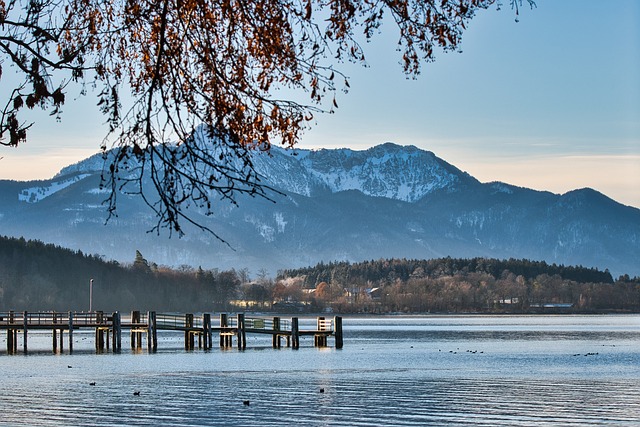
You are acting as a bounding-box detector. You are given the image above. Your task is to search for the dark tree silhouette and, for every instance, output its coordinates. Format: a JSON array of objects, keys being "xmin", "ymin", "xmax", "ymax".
[{"xmin": 1, "ymin": 0, "xmax": 534, "ymax": 237}]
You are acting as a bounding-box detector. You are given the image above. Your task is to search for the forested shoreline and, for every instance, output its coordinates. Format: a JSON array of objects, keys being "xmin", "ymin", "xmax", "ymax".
[
  {"xmin": 1, "ymin": 235, "xmax": 638, "ymax": 313},
  {"xmin": 279, "ymin": 259, "xmax": 640, "ymax": 313}
]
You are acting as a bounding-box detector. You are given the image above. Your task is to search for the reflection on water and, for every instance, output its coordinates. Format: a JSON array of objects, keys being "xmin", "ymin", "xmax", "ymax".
[{"xmin": 1, "ymin": 315, "xmax": 639, "ymax": 426}]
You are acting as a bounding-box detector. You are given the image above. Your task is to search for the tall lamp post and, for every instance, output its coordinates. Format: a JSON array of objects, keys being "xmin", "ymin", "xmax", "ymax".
[{"xmin": 89, "ymin": 278, "xmax": 94, "ymax": 312}]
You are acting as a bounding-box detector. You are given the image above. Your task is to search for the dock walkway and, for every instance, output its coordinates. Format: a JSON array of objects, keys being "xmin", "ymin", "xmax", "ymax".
[{"xmin": 0, "ymin": 311, "xmax": 343, "ymax": 354}]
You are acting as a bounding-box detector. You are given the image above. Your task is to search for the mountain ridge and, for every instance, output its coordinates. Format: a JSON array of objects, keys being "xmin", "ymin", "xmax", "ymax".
[{"xmin": 1, "ymin": 138, "xmax": 638, "ymax": 277}]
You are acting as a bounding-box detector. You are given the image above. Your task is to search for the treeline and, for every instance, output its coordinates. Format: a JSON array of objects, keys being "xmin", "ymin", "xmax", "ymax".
[
  {"xmin": 280, "ymin": 258, "xmax": 615, "ymax": 287},
  {"xmin": 0, "ymin": 236, "xmax": 243, "ymax": 312},
  {"xmin": 2, "ymin": 235, "xmax": 639, "ymax": 314},
  {"xmin": 278, "ymin": 258, "xmax": 640, "ymax": 313}
]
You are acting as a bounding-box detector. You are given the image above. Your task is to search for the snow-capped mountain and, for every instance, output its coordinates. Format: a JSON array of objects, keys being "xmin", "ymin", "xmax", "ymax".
[
  {"xmin": 248, "ymin": 143, "xmax": 477, "ymax": 201},
  {"xmin": 1, "ymin": 141, "xmax": 638, "ymax": 277}
]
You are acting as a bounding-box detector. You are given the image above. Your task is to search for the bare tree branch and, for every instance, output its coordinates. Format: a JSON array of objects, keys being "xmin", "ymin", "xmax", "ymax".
[{"xmin": 0, "ymin": 0, "xmax": 535, "ymax": 238}]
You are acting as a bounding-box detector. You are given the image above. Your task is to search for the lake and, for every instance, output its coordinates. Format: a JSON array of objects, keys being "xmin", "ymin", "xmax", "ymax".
[{"xmin": 1, "ymin": 315, "xmax": 639, "ymax": 426}]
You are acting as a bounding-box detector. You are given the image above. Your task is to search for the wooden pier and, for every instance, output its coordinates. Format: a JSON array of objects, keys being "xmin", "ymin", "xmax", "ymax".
[{"xmin": 0, "ymin": 311, "xmax": 343, "ymax": 354}]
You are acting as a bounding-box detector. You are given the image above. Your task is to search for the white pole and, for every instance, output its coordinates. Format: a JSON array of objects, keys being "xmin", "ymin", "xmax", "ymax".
[{"xmin": 89, "ymin": 278, "xmax": 94, "ymax": 312}]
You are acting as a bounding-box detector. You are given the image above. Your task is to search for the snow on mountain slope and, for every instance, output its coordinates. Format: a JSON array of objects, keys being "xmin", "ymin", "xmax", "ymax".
[
  {"xmin": 18, "ymin": 174, "xmax": 91, "ymax": 203},
  {"xmin": 58, "ymin": 135, "xmax": 477, "ymax": 203},
  {"xmin": 251, "ymin": 142, "xmax": 477, "ymax": 201}
]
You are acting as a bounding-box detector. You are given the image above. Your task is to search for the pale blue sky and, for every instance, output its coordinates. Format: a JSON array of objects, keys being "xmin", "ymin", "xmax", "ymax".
[{"xmin": 1, "ymin": 0, "xmax": 639, "ymax": 208}]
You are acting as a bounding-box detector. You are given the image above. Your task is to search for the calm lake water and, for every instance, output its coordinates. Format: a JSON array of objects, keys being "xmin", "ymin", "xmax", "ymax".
[{"xmin": 1, "ymin": 315, "xmax": 639, "ymax": 426}]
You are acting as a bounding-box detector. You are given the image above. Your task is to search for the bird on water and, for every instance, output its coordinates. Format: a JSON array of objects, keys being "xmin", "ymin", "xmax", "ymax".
[{"xmin": 243, "ymin": 400, "xmax": 250, "ymax": 406}]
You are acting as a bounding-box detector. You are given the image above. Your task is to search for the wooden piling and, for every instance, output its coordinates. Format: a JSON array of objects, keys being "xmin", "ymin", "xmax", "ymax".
[
  {"xmin": 130, "ymin": 311, "xmax": 141, "ymax": 349},
  {"xmin": 130, "ymin": 311, "xmax": 137, "ymax": 349},
  {"xmin": 10, "ymin": 330, "xmax": 17, "ymax": 353},
  {"xmin": 6, "ymin": 311, "xmax": 11, "ymax": 354},
  {"xmin": 220, "ymin": 313, "xmax": 234, "ymax": 348},
  {"xmin": 185, "ymin": 313, "xmax": 194, "ymax": 350},
  {"xmin": 203, "ymin": 313, "xmax": 212, "ymax": 349},
  {"xmin": 52, "ymin": 313, "xmax": 58, "ymax": 353},
  {"xmin": 291, "ymin": 317, "xmax": 300, "ymax": 349},
  {"xmin": 7, "ymin": 329, "xmax": 12, "ymax": 354},
  {"xmin": 7, "ymin": 311, "xmax": 15, "ymax": 354},
  {"xmin": 148, "ymin": 311, "xmax": 157, "ymax": 351},
  {"xmin": 136, "ymin": 317, "xmax": 143, "ymax": 349},
  {"xmin": 237, "ymin": 313, "xmax": 246, "ymax": 350},
  {"xmin": 95, "ymin": 311, "xmax": 105, "ymax": 351},
  {"xmin": 334, "ymin": 316, "xmax": 343, "ymax": 349},
  {"xmin": 272, "ymin": 316, "xmax": 281, "ymax": 348},
  {"xmin": 112, "ymin": 311, "xmax": 122, "ymax": 351},
  {"xmin": 68, "ymin": 311, "xmax": 73, "ymax": 353},
  {"xmin": 23, "ymin": 311, "xmax": 28, "ymax": 353},
  {"xmin": 219, "ymin": 313, "xmax": 228, "ymax": 347}
]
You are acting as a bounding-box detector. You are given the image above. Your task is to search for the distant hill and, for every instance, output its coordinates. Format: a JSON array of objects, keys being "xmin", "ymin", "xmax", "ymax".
[
  {"xmin": 0, "ymin": 235, "xmax": 239, "ymax": 312},
  {"xmin": 0, "ymin": 136, "xmax": 638, "ymax": 277}
]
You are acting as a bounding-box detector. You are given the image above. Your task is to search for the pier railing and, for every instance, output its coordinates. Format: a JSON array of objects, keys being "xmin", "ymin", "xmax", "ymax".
[
  {"xmin": 235, "ymin": 317, "xmax": 291, "ymax": 332},
  {"xmin": 317, "ymin": 318, "xmax": 332, "ymax": 332},
  {"xmin": 155, "ymin": 313, "xmax": 204, "ymax": 330},
  {"xmin": 0, "ymin": 311, "xmax": 107, "ymax": 327}
]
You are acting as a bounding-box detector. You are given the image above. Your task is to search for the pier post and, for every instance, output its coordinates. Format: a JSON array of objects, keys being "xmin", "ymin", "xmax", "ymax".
[
  {"xmin": 68, "ymin": 311, "xmax": 74, "ymax": 353},
  {"xmin": 131, "ymin": 311, "xmax": 140, "ymax": 349},
  {"xmin": 203, "ymin": 313, "xmax": 212, "ymax": 349},
  {"xmin": 59, "ymin": 320, "xmax": 64, "ymax": 352},
  {"xmin": 291, "ymin": 317, "xmax": 300, "ymax": 350},
  {"xmin": 137, "ymin": 313, "xmax": 143, "ymax": 349},
  {"xmin": 23, "ymin": 311, "xmax": 28, "ymax": 354},
  {"xmin": 130, "ymin": 311, "xmax": 136, "ymax": 349},
  {"xmin": 7, "ymin": 311, "xmax": 14, "ymax": 354},
  {"xmin": 148, "ymin": 311, "xmax": 157, "ymax": 351},
  {"xmin": 95, "ymin": 311, "xmax": 105, "ymax": 351},
  {"xmin": 56, "ymin": 312, "xmax": 63, "ymax": 352},
  {"xmin": 146, "ymin": 311, "xmax": 152, "ymax": 351},
  {"xmin": 152, "ymin": 311, "xmax": 157, "ymax": 350},
  {"xmin": 237, "ymin": 313, "xmax": 246, "ymax": 350},
  {"xmin": 112, "ymin": 311, "xmax": 122, "ymax": 351},
  {"xmin": 52, "ymin": 312, "xmax": 58, "ymax": 353},
  {"xmin": 7, "ymin": 311, "xmax": 16, "ymax": 354},
  {"xmin": 219, "ymin": 313, "xmax": 230, "ymax": 348},
  {"xmin": 272, "ymin": 317, "xmax": 281, "ymax": 348},
  {"xmin": 334, "ymin": 316, "xmax": 343, "ymax": 349},
  {"xmin": 185, "ymin": 313, "xmax": 194, "ymax": 350}
]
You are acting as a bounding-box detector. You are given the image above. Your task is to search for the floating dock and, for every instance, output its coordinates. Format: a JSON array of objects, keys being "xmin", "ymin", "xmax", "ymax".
[{"xmin": 0, "ymin": 311, "xmax": 343, "ymax": 354}]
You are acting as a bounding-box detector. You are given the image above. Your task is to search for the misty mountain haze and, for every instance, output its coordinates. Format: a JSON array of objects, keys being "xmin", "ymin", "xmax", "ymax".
[{"xmin": 1, "ymin": 137, "xmax": 638, "ymax": 278}]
